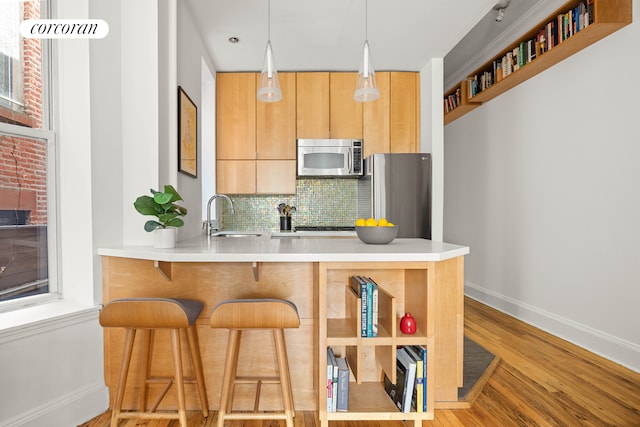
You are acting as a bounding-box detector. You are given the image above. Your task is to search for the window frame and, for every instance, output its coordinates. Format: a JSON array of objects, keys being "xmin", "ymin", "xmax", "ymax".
[
  {"xmin": 0, "ymin": 0, "xmax": 57, "ymax": 313},
  {"xmin": 0, "ymin": 122, "xmax": 58, "ymax": 313}
]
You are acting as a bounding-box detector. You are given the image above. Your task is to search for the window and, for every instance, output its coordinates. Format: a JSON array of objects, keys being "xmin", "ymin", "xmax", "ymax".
[{"xmin": 0, "ymin": 0, "xmax": 55, "ymax": 308}]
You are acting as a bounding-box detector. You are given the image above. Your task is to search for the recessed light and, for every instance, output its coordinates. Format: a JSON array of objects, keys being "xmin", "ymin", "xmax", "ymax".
[{"xmin": 228, "ymin": 37, "xmax": 239, "ymax": 43}]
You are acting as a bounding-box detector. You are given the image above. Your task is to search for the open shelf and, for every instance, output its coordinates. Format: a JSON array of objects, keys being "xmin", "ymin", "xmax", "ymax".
[
  {"xmin": 445, "ymin": 0, "xmax": 632, "ymax": 124},
  {"xmin": 444, "ymin": 81, "xmax": 480, "ymax": 125},
  {"xmin": 320, "ymin": 262, "xmax": 436, "ymax": 426}
]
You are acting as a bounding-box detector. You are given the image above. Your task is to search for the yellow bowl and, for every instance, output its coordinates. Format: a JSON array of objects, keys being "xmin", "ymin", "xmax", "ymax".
[{"xmin": 356, "ymin": 225, "xmax": 398, "ymax": 244}]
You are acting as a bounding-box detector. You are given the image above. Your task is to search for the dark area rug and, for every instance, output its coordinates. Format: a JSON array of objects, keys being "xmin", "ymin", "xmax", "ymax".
[{"xmin": 458, "ymin": 336, "xmax": 498, "ymax": 401}]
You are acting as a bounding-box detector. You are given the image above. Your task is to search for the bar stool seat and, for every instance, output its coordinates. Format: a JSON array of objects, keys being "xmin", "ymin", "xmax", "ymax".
[
  {"xmin": 210, "ymin": 298, "xmax": 300, "ymax": 427},
  {"xmin": 99, "ymin": 298, "xmax": 209, "ymax": 427}
]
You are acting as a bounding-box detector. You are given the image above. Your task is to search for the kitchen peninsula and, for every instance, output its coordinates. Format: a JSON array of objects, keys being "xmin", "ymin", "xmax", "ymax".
[{"xmin": 98, "ymin": 236, "xmax": 469, "ymax": 426}]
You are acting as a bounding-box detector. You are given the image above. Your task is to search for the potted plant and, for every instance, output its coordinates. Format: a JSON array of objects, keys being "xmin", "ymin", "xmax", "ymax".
[{"xmin": 134, "ymin": 184, "xmax": 187, "ymax": 248}]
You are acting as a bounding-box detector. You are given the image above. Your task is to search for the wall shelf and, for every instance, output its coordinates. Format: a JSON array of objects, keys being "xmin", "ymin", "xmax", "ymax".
[
  {"xmin": 444, "ymin": 0, "xmax": 632, "ymax": 124},
  {"xmin": 444, "ymin": 82, "xmax": 480, "ymax": 125}
]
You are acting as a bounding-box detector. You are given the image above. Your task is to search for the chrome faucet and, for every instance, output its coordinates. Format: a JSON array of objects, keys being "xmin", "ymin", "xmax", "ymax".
[{"xmin": 205, "ymin": 194, "xmax": 235, "ymax": 235}]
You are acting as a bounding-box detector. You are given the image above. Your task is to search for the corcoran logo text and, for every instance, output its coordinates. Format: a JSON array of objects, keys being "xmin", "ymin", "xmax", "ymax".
[{"xmin": 20, "ymin": 19, "xmax": 109, "ymax": 39}]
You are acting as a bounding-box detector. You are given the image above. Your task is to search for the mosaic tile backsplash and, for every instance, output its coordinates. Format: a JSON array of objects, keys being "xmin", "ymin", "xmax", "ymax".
[{"xmin": 218, "ymin": 178, "xmax": 358, "ymax": 232}]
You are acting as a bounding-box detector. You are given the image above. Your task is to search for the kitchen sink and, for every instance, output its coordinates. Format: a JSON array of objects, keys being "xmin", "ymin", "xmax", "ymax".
[{"xmin": 211, "ymin": 231, "xmax": 262, "ymax": 238}]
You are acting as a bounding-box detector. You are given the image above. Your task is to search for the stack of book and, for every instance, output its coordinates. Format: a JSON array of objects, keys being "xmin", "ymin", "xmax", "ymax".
[
  {"xmin": 383, "ymin": 345, "xmax": 427, "ymax": 413},
  {"xmin": 444, "ymin": 88, "xmax": 462, "ymax": 114},
  {"xmin": 350, "ymin": 275, "xmax": 378, "ymax": 337},
  {"xmin": 326, "ymin": 347, "xmax": 350, "ymax": 412}
]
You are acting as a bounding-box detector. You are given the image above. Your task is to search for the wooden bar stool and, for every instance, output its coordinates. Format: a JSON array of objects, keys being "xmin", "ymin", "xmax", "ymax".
[
  {"xmin": 99, "ymin": 298, "xmax": 209, "ymax": 427},
  {"xmin": 210, "ymin": 298, "xmax": 300, "ymax": 427}
]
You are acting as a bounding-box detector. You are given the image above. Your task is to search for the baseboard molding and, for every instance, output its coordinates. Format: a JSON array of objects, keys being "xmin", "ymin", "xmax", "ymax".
[
  {"xmin": 2, "ymin": 382, "xmax": 108, "ymax": 427},
  {"xmin": 465, "ymin": 281, "xmax": 640, "ymax": 373}
]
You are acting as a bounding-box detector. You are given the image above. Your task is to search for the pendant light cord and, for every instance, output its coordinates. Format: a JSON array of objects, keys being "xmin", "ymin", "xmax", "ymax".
[
  {"xmin": 365, "ymin": 0, "xmax": 368, "ymax": 41},
  {"xmin": 268, "ymin": 0, "xmax": 271, "ymax": 42}
]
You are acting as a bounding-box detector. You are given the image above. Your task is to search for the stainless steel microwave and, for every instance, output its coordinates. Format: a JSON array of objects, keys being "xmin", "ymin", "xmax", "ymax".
[{"xmin": 296, "ymin": 139, "xmax": 363, "ymax": 178}]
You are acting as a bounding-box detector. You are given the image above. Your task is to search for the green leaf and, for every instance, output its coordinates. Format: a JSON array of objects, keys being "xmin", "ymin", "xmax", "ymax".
[
  {"xmin": 153, "ymin": 192, "xmax": 172, "ymax": 205},
  {"xmin": 134, "ymin": 196, "xmax": 163, "ymax": 216},
  {"xmin": 163, "ymin": 185, "xmax": 183, "ymax": 203},
  {"xmin": 144, "ymin": 220, "xmax": 163, "ymax": 232},
  {"xmin": 165, "ymin": 218, "xmax": 184, "ymax": 228}
]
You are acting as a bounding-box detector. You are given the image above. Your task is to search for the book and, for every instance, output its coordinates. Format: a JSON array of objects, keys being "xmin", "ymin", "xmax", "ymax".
[
  {"xmin": 405, "ymin": 345, "xmax": 425, "ymax": 412},
  {"xmin": 383, "ymin": 366, "xmax": 405, "ymax": 411},
  {"xmin": 335, "ymin": 357, "xmax": 350, "ymax": 411},
  {"xmin": 396, "ymin": 347, "xmax": 417, "ymax": 413},
  {"xmin": 326, "ymin": 347, "xmax": 338, "ymax": 412},
  {"xmin": 350, "ymin": 275, "xmax": 368, "ymax": 337},
  {"xmin": 366, "ymin": 277, "xmax": 379, "ymax": 337},
  {"xmin": 405, "ymin": 346, "xmax": 424, "ymax": 412},
  {"xmin": 366, "ymin": 278, "xmax": 373, "ymax": 337}
]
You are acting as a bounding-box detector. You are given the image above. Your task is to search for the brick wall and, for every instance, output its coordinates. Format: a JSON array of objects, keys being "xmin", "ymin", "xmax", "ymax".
[
  {"xmin": 0, "ymin": 1, "xmax": 46, "ymax": 225},
  {"xmin": 22, "ymin": 0, "xmax": 42, "ymax": 128},
  {"xmin": 0, "ymin": 134, "xmax": 47, "ymax": 224}
]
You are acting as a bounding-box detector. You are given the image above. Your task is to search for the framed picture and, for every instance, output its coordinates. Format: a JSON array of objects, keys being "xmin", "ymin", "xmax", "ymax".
[{"xmin": 178, "ymin": 86, "xmax": 197, "ymax": 177}]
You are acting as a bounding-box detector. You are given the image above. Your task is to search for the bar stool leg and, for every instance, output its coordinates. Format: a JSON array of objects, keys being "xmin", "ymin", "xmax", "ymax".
[
  {"xmin": 170, "ymin": 328, "xmax": 188, "ymax": 427},
  {"xmin": 274, "ymin": 329, "xmax": 295, "ymax": 427},
  {"xmin": 186, "ymin": 325, "xmax": 209, "ymax": 417},
  {"xmin": 137, "ymin": 329, "xmax": 153, "ymax": 412},
  {"xmin": 217, "ymin": 329, "xmax": 241, "ymax": 427},
  {"xmin": 111, "ymin": 328, "xmax": 136, "ymax": 427}
]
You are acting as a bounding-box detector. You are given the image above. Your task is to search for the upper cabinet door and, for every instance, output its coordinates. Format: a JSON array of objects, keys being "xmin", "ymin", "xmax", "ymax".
[
  {"xmin": 257, "ymin": 72, "xmax": 296, "ymax": 160},
  {"xmin": 390, "ymin": 72, "xmax": 420, "ymax": 153},
  {"xmin": 296, "ymin": 72, "xmax": 330, "ymax": 139},
  {"xmin": 329, "ymin": 72, "xmax": 362, "ymax": 139},
  {"xmin": 363, "ymin": 71, "xmax": 390, "ymax": 157},
  {"xmin": 217, "ymin": 73, "xmax": 256, "ymax": 160}
]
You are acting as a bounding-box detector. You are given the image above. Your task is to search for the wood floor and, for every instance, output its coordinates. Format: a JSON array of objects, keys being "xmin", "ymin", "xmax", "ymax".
[{"xmin": 78, "ymin": 297, "xmax": 640, "ymax": 427}]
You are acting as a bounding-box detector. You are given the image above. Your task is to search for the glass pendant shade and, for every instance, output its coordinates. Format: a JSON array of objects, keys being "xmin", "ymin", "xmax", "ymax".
[
  {"xmin": 257, "ymin": 41, "xmax": 282, "ymax": 102},
  {"xmin": 354, "ymin": 40, "xmax": 380, "ymax": 102}
]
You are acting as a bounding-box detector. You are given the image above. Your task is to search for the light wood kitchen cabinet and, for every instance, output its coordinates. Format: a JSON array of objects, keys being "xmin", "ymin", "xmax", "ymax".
[
  {"xmin": 296, "ymin": 72, "xmax": 330, "ymax": 139},
  {"xmin": 256, "ymin": 72, "xmax": 297, "ymax": 160},
  {"xmin": 363, "ymin": 71, "xmax": 390, "ymax": 157},
  {"xmin": 216, "ymin": 73, "xmax": 256, "ymax": 160},
  {"xmin": 329, "ymin": 72, "xmax": 363, "ymax": 139},
  {"xmin": 256, "ymin": 160, "xmax": 296, "ymax": 194},
  {"xmin": 216, "ymin": 72, "xmax": 296, "ymax": 194},
  {"xmin": 217, "ymin": 71, "xmax": 420, "ymax": 194},
  {"xmin": 297, "ymin": 72, "xmax": 364, "ymax": 140},
  {"xmin": 216, "ymin": 160, "xmax": 256, "ymax": 194},
  {"xmin": 390, "ymin": 72, "xmax": 420, "ymax": 153}
]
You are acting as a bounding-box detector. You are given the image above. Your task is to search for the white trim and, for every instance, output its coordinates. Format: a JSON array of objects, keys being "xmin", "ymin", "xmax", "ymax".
[
  {"xmin": 1, "ymin": 381, "xmax": 108, "ymax": 427},
  {"xmin": 465, "ymin": 280, "xmax": 640, "ymax": 373},
  {"xmin": 0, "ymin": 299, "xmax": 100, "ymax": 343}
]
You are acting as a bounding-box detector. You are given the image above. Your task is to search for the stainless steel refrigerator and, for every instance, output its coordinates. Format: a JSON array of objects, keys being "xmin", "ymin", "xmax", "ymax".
[{"xmin": 357, "ymin": 153, "xmax": 431, "ymax": 239}]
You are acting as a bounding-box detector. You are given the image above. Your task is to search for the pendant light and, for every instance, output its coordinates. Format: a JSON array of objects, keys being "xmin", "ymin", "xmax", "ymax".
[
  {"xmin": 257, "ymin": 0, "xmax": 282, "ymax": 102},
  {"xmin": 354, "ymin": 0, "xmax": 380, "ymax": 102}
]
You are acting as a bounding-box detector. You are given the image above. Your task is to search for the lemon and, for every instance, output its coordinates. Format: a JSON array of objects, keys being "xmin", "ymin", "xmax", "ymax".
[
  {"xmin": 378, "ymin": 218, "xmax": 389, "ymax": 226},
  {"xmin": 386, "ymin": 222, "xmax": 394, "ymax": 227},
  {"xmin": 355, "ymin": 218, "xmax": 366, "ymax": 226},
  {"xmin": 365, "ymin": 218, "xmax": 378, "ymax": 226}
]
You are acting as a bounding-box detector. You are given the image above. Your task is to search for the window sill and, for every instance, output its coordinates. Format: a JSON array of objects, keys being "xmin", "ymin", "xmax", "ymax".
[{"xmin": 0, "ymin": 298, "xmax": 100, "ymax": 343}]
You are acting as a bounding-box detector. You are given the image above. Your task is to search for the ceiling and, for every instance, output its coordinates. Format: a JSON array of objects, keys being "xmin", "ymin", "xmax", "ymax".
[{"xmin": 184, "ymin": 0, "xmax": 502, "ymax": 73}]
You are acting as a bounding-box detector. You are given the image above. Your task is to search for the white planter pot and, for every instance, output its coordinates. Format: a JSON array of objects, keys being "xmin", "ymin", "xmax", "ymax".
[{"xmin": 154, "ymin": 227, "xmax": 176, "ymax": 248}]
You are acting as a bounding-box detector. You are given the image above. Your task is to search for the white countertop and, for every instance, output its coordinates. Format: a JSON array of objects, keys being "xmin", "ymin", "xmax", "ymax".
[{"xmin": 97, "ymin": 233, "xmax": 469, "ymax": 263}]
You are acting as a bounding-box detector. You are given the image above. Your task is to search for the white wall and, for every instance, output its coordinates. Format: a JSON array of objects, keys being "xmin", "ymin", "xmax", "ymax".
[
  {"xmin": 420, "ymin": 58, "xmax": 444, "ymax": 242},
  {"xmin": 444, "ymin": 3, "xmax": 640, "ymax": 372},
  {"xmin": 175, "ymin": 1, "xmax": 217, "ymax": 240}
]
